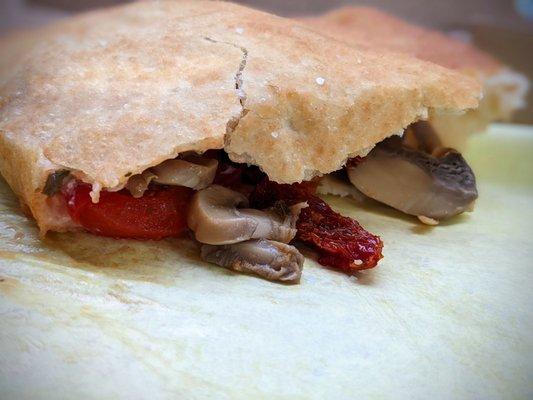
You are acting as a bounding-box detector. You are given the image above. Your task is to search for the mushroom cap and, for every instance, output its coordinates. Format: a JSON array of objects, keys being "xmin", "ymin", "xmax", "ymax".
[
  {"xmin": 348, "ymin": 137, "xmax": 478, "ymax": 220},
  {"xmin": 125, "ymin": 170, "xmax": 157, "ymax": 198},
  {"xmin": 152, "ymin": 156, "xmax": 218, "ymax": 190},
  {"xmin": 187, "ymin": 185, "xmax": 300, "ymax": 245}
]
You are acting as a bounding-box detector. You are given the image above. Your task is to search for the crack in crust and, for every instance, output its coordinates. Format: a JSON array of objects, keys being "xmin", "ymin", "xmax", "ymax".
[
  {"xmin": 203, "ymin": 37, "xmax": 248, "ymax": 106},
  {"xmin": 203, "ymin": 36, "xmax": 249, "ymax": 142}
]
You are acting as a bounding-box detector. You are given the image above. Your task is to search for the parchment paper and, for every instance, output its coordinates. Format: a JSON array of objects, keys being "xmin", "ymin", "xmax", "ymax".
[{"xmin": 0, "ymin": 124, "xmax": 532, "ymax": 400}]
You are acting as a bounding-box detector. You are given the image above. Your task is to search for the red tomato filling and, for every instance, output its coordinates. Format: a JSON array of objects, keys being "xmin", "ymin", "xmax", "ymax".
[{"xmin": 62, "ymin": 183, "xmax": 193, "ymax": 240}]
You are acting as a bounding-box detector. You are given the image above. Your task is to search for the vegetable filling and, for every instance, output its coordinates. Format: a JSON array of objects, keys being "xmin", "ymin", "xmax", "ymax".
[
  {"xmin": 48, "ymin": 124, "xmax": 477, "ymax": 283},
  {"xmin": 52, "ymin": 150, "xmax": 383, "ymax": 283}
]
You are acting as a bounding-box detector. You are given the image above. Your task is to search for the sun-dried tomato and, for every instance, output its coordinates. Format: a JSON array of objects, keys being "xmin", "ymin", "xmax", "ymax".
[
  {"xmin": 213, "ymin": 154, "xmax": 265, "ymax": 189},
  {"xmin": 213, "ymin": 162, "xmax": 244, "ymax": 188},
  {"xmin": 249, "ymin": 179, "xmax": 318, "ymax": 208},
  {"xmin": 250, "ymin": 179, "xmax": 383, "ymax": 273},
  {"xmin": 297, "ymin": 197, "xmax": 383, "ymax": 272}
]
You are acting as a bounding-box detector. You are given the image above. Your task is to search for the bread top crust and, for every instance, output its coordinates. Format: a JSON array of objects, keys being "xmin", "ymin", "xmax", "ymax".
[
  {"xmin": 303, "ymin": 6, "xmax": 502, "ymax": 79},
  {"xmin": 0, "ymin": 0, "xmax": 480, "ymax": 203}
]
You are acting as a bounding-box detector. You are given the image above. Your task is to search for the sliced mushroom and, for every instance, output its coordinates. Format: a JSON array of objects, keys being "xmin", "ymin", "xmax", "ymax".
[
  {"xmin": 347, "ymin": 136, "xmax": 478, "ymax": 220},
  {"xmin": 126, "ymin": 170, "xmax": 157, "ymax": 198},
  {"xmin": 187, "ymin": 185, "xmax": 305, "ymax": 245},
  {"xmin": 201, "ymin": 239, "xmax": 304, "ymax": 283},
  {"xmin": 152, "ymin": 155, "xmax": 218, "ymax": 190}
]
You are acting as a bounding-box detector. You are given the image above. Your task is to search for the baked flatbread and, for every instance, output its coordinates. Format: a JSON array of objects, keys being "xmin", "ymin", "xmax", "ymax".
[
  {"xmin": 0, "ymin": 0, "xmax": 480, "ymax": 234},
  {"xmin": 302, "ymin": 7, "xmax": 528, "ymax": 148}
]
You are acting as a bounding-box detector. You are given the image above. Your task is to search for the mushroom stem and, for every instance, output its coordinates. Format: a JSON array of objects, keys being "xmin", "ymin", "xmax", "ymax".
[{"xmin": 201, "ymin": 239, "xmax": 304, "ymax": 283}]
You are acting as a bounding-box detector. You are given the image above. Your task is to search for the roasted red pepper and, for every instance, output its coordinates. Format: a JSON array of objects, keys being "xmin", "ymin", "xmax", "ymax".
[{"xmin": 62, "ymin": 182, "xmax": 193, "ymax": 240}]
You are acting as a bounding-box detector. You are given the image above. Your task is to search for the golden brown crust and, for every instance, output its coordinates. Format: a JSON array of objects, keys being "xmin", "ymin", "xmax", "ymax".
[
  {"xmin": 0, "ymin": 0, "xmax": 481, "ymax": 233},
  {"xmin": 302, "ymin": 6, "xmax": 502, "ymax": 78}
]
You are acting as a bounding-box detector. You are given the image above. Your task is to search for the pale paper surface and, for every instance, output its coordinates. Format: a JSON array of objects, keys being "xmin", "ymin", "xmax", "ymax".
[{"xmin": 0, "ymin": 124, "xmax": 532, "ymax": 399}]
